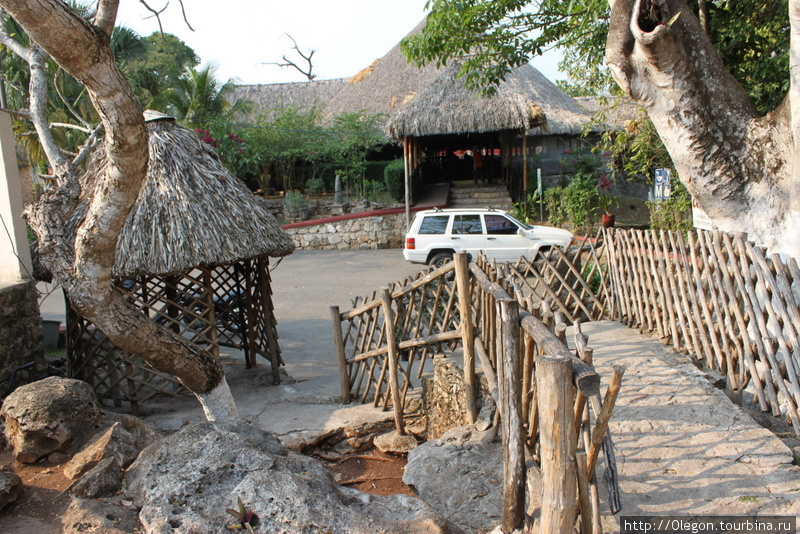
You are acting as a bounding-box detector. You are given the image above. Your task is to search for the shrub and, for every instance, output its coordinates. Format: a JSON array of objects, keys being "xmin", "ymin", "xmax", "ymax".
[
  {"xmin": 305, "ymin": 177, "xmax": 325, "ymax": 195},
  {"xmin": 384, "ymin": 159, "xmax": 405, "ymax": 202}
]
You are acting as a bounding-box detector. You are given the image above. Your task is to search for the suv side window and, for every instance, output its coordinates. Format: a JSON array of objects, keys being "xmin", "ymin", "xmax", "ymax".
[
  {"xmin": 452, "ymin": 214, "xmax": 483, "ymax": 235},
  {"xmin": 418, "ymin": 215, "xmax": 450, "ymax": 234},
  {"xmin": 485, "ymin": 214, "xmax": 519, "ymax": 235}
]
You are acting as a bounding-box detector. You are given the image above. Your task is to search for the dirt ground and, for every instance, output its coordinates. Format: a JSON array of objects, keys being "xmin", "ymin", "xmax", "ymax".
[{"xmin": 0, "ymin": 449, "xmax": 72, "ymax": 534}]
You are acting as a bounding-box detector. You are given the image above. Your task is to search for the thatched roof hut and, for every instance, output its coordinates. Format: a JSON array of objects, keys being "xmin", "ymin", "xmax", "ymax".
[
  {"xmin": 68, "ymin": 113, "xmax": 294, "ymax": 412},
  {"xmin": 386, "ymin": 62, "xmax": 549, "ymax": 137},
  {"xmin": 74, "ymin": 114, "xmax": 294, "ymax": 279}
]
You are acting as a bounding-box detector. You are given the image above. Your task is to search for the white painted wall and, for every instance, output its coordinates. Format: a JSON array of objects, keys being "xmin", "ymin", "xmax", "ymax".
[{"xmin": 0, "ymin": 112, "xmax": 33, "ymax": 282}]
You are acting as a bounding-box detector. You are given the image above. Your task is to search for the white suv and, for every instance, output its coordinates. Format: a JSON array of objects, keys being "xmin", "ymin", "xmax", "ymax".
[{"xmin": 403, "ymin": 208, "xmax": 574, "ymax": 267}]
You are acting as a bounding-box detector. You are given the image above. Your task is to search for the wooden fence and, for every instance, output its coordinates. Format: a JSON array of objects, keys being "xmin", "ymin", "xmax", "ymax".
[
  {"xmin": 332, "ymin": 247, "xmax": 619, "ymax": 533},
  {"xmin": 605, "ymin": 228, "xmax": 800, "ymax": 435}
]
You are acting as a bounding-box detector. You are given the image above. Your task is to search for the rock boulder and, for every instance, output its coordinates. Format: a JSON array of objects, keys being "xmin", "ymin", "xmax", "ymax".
[
  {"xmin": 0, "ymin": 469, "xmax": 22, "ymax": 511},
  {"xmin": 125, "ymin": 419, "xmax": 451, "ymax": 534},
  {"xmin": 0, "ymin": 377, "xmax": 102, "ymax": 463},
  {"xmin": 404, "ymin": 426, "xmax": 505, "ymax": 534}
]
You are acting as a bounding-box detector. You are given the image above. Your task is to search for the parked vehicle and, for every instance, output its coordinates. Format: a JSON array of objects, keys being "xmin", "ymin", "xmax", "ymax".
[{"xmin": 403, "ymin": 208, "xmax": 574, "ymax": 267}]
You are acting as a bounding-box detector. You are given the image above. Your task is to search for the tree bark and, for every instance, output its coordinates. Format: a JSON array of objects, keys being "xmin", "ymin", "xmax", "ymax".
[
  {"xmin": 605, "ymin": 0, "xmax": 799, "ymax": 257},
  {"xmin": 2, "ymin": 0, "xmax": 237, "ymax": 419}
]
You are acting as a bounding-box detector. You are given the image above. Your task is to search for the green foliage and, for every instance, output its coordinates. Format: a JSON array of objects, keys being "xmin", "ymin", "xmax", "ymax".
[
  {"xmin": 305, "ymin": 177, "xmax": 325, "ymax": 195},
  {"xmin": 164, "ymin": 64, "xmax": 250, "ymax": 130},
  {"xmin": 647, "ymin": 177, "xmax": 693, "ymax": 231},
  {"xmin": 404, "ymin": 0, "xmax": 788, "ymax": 114},
  {"xmin": 226, "ymin": 496, "xmax": 259, "ymax": 533},
  {"xmin": 384, "ymin": 159, "xmax": 405, "ymax": 202},
  {"xmin": 196, "ymin": 125, "xmax": 261, "ymax": 181},
  {"xmin": 284, "ymin": 191, "xmax": 307, "ymax": 218},
  {"xmin": 591, "ymin": 103, "xmax": 673, "ymax": 182},
  {"xmin": 121, "ymin": 32, "xmax": 200, "ymax": 110},
  {"xmin": 402, "ymin": 0, "xmax": 608, "ymax": 95},
  {"xmin": 512, "ymin": 189, "xmax": 542, "ymax": 224},
  {"xmin": 544, "ymin": 152, "xmax": 610, "ymax": 231},
  {"xmin": 325, "ymin": 112, "xmax": 385, "ymax": 197},
  {"xmin": 545, "ymin": 174, "xmax": 600, "ymax": 232}
]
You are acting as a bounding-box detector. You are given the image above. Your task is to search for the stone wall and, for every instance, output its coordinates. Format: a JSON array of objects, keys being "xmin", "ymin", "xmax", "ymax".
[
  {"xmin": 0, "ymin": 281, "xmax": 45, "ymax": 391},
  {"xmin": 283, "ymin": 212, "xmax": 406, "ymax": 251}
]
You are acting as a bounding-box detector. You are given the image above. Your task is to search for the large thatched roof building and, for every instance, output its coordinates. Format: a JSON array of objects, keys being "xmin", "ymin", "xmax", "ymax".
[
  {"xmin": 230, "ymin": 18, "xmax": 598, "ymax": 203},
  {"xmin": 67, "ymin": 114, "xmax": 294, "ymax": 413}
]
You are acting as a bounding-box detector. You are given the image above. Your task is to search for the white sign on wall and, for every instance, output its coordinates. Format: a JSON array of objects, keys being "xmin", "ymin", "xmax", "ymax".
[{"xmin": 692, "ymin": 197, "xmax": 714, "ymax": 231}]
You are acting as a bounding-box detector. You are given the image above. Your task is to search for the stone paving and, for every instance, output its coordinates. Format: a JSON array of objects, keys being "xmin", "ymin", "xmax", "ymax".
[{"xmin": 578, "ymin": 321, "xmax": 800, "ymax": 531}]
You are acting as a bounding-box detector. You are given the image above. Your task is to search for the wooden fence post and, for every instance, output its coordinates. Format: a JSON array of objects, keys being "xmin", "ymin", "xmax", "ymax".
[
  {"xmin": 498, "ymin": 299, "xmax": 525, "ymax": 533},
  {"xmin": 330, "ymin": 306, "xmax": 351, "ymax": 404},
  {"xmin": 537, "ymin": 355, "xmax": 578, "ymax": 534},
  {"xmin": 380, "ymin": 288, "xmax": 406, "ymax": 435},
  {"xmin": 455, "ymin": 252, "xmax": 478, "ymax": 423}
]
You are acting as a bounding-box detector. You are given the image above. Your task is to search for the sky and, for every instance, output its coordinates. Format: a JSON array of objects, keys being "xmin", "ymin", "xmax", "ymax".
[{"xmin": 115, "ymin": 0, "xmax": 564, "ymax": 86}]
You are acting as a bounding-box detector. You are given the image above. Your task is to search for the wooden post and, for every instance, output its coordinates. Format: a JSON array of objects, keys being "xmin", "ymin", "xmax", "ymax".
[
  {"xmin": 537, "ymin": 355, "xmax": 578, "ymax": 534},
  {"xmin": 498, "ymin": 298, "xmax": 525, "ymax": 533},
  {"xmin": 380, "ymin": 288, "xmax": 406, "ymax": 435},
  {"xmin": 576, "ymin": 451, "xmax": 593, "ymax": 534},
  {"xmin": 330, "ymin": 306, "xmax": 351, "ymax": 404},
  {"xmin": 455, "ymin": 252, "xmax": 478, "ymax": 423},
  {"xmin": 403, "ymin": 136, "xmax": 411, "ymax": 231}
]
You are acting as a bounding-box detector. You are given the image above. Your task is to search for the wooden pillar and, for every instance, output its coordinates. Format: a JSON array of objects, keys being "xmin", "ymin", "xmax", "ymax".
[
  {"xmin": 380, "ymin": 287, "xmax": 406, "ymax": 435},
  {"xmin": 522, "ymin": 133, "xmax": 529, "ymax": 197},
  {"xmin": 536, "ymin": 355, "xmax": 578, "ymax": 534},
  {"xmin": 455, "ymin": 252, "xmax": 478, "ymax": 423},
  {"xmin": 498, "ymin": 298, "xmax": 525, "ymax": 533},
  {"xmin": 404, "ymin": 136, "xmax": 412, "ymax": 231},
  {"xmin": 330, "ymin": 305, "xmax": 351, "ymax": 404}
]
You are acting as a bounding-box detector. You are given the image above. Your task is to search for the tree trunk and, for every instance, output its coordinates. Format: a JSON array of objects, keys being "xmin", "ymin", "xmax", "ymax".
[
  {"xmin": 605, "ymin": 0, "xmax": 799, "ymax": 257},
  {"xmin": 2, "ymin": 0, "xmax": 238, "ymax": 419}
]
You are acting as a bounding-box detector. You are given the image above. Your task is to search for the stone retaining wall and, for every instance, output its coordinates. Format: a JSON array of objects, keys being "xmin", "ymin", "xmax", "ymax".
[
  {"xmin": 0, "ymin": 281, "xmax": 45, "ymax": 390},
  {"xmin": 283, "ymin": 212, "xmax": 406, "ymax": 250}
]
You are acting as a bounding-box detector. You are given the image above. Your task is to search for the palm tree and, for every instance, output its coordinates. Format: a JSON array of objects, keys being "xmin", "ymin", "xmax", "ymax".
[{"xmin": 163, "ymin": 64, "xmax": 250, "ymax": 129}]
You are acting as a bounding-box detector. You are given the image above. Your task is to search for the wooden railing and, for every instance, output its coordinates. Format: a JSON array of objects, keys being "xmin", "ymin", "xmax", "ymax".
[
  {"xmin": 605, "ymin": 228, "xmax": 800, "ymax": 435},
  {"xmin": 332, "ymin": 249, "xmax": 619, "ymax": 533}
]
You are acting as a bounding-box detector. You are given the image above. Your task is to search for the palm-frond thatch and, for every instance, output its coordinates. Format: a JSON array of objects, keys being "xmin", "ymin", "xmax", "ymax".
[
  {"xmin": 230, "ymin": 79, "xmax": 347, "ymax": 123},
  {"xmin": 72, "ymin": 116, "xmax": 294, "ymax": 279},
  {"xmin": 386, "ymin": 62, "xmax": 550, "ymax": 137}
]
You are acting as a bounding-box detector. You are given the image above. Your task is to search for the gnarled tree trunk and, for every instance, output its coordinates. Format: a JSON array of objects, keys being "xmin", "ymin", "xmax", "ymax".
[
  {"xmin": 2, "ymin": 0, "xmax": 238, "ymax": 420},
  {"xmin": 606, "ymin": 0, "xmax": 800, "ymax": 257}
]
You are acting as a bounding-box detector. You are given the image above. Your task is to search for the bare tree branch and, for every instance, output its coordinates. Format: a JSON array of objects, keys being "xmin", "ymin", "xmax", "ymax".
[
  {"xmin": 54, "ymin": 69, "xmax": 92, "ymax": 129},
  {"xmin": 73, "ymin": 123, "xmax": 105, "ymax": 168},
  {"xmin": 176, "ymin": 0, "xmax": 194, "ymax": 31},
  {"xmin": 138, "ymin": 0, "xmax": 167, "ymax": 35},
  {"xmin": 50, "ymin": 121, "xmax": 92, "ymax": 133},
  {"xmin": 264, "ymin": 33, "xmax": 317, "ymax": 81}
]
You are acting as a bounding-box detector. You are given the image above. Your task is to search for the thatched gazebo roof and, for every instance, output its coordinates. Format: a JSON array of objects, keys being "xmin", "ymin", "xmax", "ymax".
[
  {"xmin": 74, "ymin": 114, "xmax": 295, "ymax": 279},
  {"xmin": 386, "ymin": 62, "xmax": 549, "ymax": 137}
]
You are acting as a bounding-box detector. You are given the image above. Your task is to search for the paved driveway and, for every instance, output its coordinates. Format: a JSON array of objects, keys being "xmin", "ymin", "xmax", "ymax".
[
  {"xmin": 270, "ymin": 248, "xmax": 427, "ymax": 381},
  {"xmin": 37, "ymin": 249, "xmax": 428, "ymax": 383}
]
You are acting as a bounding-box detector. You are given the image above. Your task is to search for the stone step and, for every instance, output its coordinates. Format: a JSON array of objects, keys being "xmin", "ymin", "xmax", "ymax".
[{"xmin": 448, "ymin": 185, "xmax": 514, "ymax": 210}]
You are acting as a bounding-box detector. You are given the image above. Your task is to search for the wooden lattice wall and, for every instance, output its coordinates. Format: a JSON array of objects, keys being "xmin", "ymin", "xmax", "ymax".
[{"xmin": 67, "ymin": 255, "xmax": 282, "ymax": 414}]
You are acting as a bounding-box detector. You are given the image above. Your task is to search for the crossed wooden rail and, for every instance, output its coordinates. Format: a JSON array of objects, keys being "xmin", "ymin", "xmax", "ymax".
[{"xmin": 332, "ymin": 251, "xmax": 622, "ymax": 534}]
